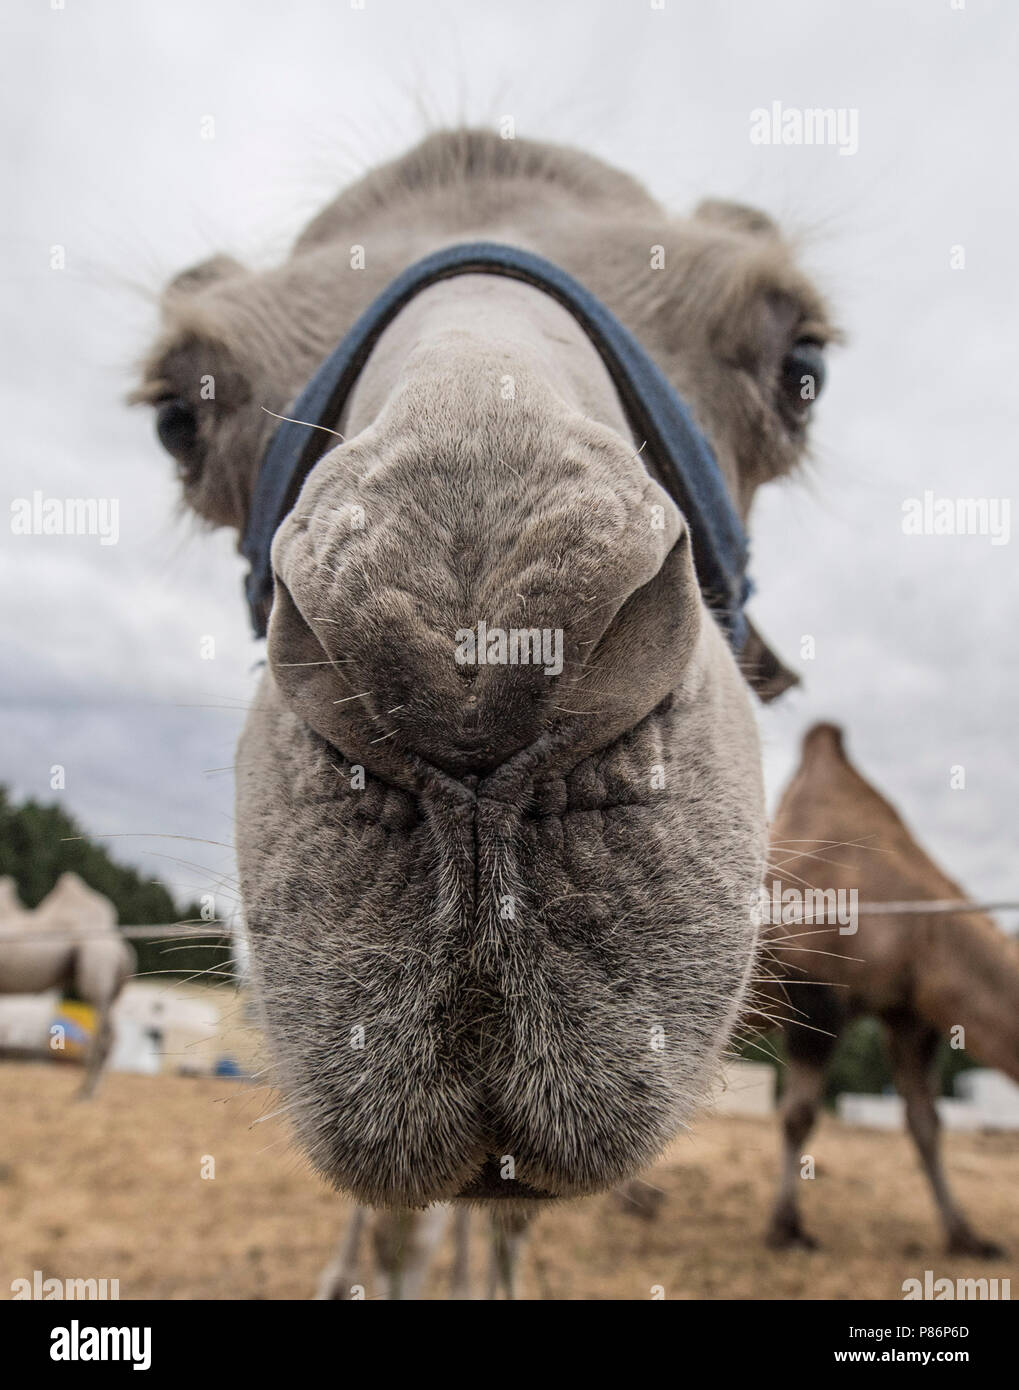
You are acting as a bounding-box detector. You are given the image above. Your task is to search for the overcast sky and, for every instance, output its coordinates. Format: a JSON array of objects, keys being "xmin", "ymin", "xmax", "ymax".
[{"xmin": 1, "ymin": 0, "xmax": 1015, "ymax": 926}]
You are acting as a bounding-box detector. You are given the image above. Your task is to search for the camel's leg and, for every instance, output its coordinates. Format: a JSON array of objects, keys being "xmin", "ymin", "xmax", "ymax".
[
  {"xmin": 315, "ymin": 1205, "xmax": 369, "ymax": 1300},
  {"xmin": 765, "ymin": 1057, "xmax": 827, "ymax": 1249},
  {"xmin": 449, "ymin": 1205, "xmax": 473, "ymax": 1299},
  {"xmin": 886, "ymin": 1018, "xmax": 1005, "ymax": 1258},
  {"xmin": 614, "ymin": 1177, "xmax": 665, "ymax": 1220},
  {"xmin": 486, "ymin": 1209, "xmax": 531, "ymax": 1299},
  {"xmin": 74, "ymin": 939, "xmax": 132, "ymax": 1101},
  {"xmin": 77, "ymin": 1005, "xmax": 115, "ymax": 1101},
  {"xmin": 372, "ymin": 1206, "xmax": 450, "ymax": 1300}
]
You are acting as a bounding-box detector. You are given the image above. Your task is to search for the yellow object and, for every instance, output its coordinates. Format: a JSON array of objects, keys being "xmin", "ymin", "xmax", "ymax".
[{"xmin": 51, "ymin": 1000, "xmax": 97, "ymax": 1061}]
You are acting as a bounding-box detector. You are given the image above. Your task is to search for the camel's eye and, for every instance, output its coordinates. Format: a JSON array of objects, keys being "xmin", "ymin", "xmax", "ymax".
[
  {"xmin": 781, "ymin": 339, "xmax": 826, "ymax": 411},
  {"xmin": 155, "ymin": 398, "xmax": 202, "ymax": 481}
]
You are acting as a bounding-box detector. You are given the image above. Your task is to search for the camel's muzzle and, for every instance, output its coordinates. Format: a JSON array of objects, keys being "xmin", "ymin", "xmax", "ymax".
[{"xmin": 234, "ymin": 241, "xmax": 770, "ymax": 1209}]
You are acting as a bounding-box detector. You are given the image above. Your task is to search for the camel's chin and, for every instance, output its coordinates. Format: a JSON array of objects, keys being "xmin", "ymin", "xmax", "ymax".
[
  {"xmin": 262, "ymin": 1045, "xmax": 727, "ymax": 1209},
  {"xmin": 236, "ymin": 636, "xmax": 765, "ymax": 1210},
  {"xmin": 242, "ymin": 865, "xmax": 760, "ymax": 1209}
]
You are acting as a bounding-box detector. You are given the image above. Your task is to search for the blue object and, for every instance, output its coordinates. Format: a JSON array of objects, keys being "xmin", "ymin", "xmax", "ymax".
[{"xmin": 240, "ymin": 241, "xmax": 751, "ymax": 650}]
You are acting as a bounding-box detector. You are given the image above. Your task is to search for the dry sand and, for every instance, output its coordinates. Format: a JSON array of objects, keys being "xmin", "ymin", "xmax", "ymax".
[{"xmin": 0, "ymin": 1062, "xmax": 1015, "ymax": 1300}]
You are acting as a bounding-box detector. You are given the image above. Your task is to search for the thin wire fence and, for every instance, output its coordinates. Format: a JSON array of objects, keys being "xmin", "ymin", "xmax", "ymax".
[
  {"xmin": 0, "ymin": 922, "xmax": 234, "ymax": 942},
  {"xmin": 1, "ymin": 899, "xmax": 1018, "ymax": 942}
]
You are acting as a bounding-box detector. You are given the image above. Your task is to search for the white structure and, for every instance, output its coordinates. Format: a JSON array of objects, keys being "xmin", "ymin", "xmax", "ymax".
[
  {"xmin": 0, "ymin": 991, "xmax": 58, "ymax": 1051},
  {"xmin": 838, "ymin": 1069, "xmax": 1019, "ymax": 1132},
  {"xmin": 955, "ymin": 1069, "xmax": 1019, "ymax": 1128},
  {"xmin": 708, "ymin": 1060, "xmax": 776, "ymax": 1117},
  {"xmin": 111, "ymin": 981, "xmax": 221, "ymax": 1075},
  {"xmin": 0, "ymin": 979, "xmax": 222, "ymax": 1076},
  {"xmin": 107, "ymin": 1012, "xmax": 161, "ymax": 1075}
]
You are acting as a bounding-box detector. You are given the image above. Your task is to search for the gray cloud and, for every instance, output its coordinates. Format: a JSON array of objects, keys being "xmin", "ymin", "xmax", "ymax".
[{"xmin": 2, "ymin": 0, "xmax": 1015, "ymax": 921}]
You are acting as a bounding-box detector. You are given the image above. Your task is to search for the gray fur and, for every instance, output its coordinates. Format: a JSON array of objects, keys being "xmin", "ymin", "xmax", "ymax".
[{"xmin": 138, "ymin": 129, "xmax": 834, "ymax": 1207}]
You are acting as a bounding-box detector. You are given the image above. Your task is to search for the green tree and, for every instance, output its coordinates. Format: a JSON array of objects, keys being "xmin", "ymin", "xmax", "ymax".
[{"xmin": 739, "ymin": 1019, "xmax": 978, "ymax": 1103}]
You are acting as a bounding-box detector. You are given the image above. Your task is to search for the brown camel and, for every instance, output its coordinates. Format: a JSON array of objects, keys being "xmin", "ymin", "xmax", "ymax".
[
  {"xmin": 761, "ymin": 722, "xmax": 1019, "ymax": 1257},
  {"xmin": 136, "ymin": 127, "xmax": 834, "ymax": 1296}
]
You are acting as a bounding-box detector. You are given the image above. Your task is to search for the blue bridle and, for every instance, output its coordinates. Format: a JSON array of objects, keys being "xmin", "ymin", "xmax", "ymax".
[{"xmin": 240, "ymin": 241, "xmax": 752, "ymax": 649}]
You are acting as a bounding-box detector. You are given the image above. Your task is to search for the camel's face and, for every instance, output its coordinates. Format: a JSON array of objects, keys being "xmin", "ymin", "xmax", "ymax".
[{"xmin": 138, "ymin": 133, "xmax": 833, "ymax": 1205}]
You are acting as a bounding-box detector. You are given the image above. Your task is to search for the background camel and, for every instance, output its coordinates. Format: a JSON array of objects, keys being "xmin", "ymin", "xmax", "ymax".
[
  {"xmin": 0, "ymin": 872, "xmax": 134, "ymax": 1100},
  {"xmin": 136, "ymin": 127, "xmax": 833, "ymax": 1294},
  {"xmin": 761, "ymin": 722, "xmax": 1019, "ymax": 1257}
]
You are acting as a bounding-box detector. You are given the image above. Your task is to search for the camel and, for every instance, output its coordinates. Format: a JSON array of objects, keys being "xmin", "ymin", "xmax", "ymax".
[
  {"xmin": 0, "ymin": 872, "xmax": 135, "ymax": 1099},
  {"xmin": 761, "ymin": 722, "xmax": 1019, "ymax": 1257},
  {"xmin": 135, "ymin": 127, "xmax": 834, "ymax": 1296}
]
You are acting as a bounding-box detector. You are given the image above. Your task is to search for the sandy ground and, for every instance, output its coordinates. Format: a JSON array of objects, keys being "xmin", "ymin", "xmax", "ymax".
[{"xmin": 0, "ymin": 1061, "xmax": 1016, "ymax": 1300}]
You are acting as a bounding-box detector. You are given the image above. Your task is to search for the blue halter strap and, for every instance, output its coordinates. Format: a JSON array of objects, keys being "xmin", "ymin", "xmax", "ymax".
[{"xmin": 240, "ymin": 241, "xmax": 752, "ymax": 649}]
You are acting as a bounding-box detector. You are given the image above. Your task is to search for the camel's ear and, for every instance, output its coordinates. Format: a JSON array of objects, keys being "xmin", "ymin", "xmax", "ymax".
[
  {"xmin": 741, "ymin": 619, "xmax": 800, "ymax": 703},
  {"xmin": 693, "ymin": 199, "xmax": 778, "ymax": 239},
  {"xmin": 162, "ymin": 254, "xmax": 246, "ymax": 305}
]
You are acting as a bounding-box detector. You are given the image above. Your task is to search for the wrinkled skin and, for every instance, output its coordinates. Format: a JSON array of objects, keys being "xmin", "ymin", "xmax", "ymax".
[{"xmin": 137, "ymin": 129, "xmax": 834, "ymax": 1205}]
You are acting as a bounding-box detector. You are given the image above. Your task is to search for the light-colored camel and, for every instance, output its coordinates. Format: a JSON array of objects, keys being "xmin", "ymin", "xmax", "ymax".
[
  {"xmin": 761, "ymin": 722, "xmax": 1019, "ymax": 1257},
  {"xmin": 137, "ymin": 128, "xmax": 833, "ymax": 1296},
  {"xmin": 0, "ymin": 872, "xmax": 135, "ymax": 1099}
]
